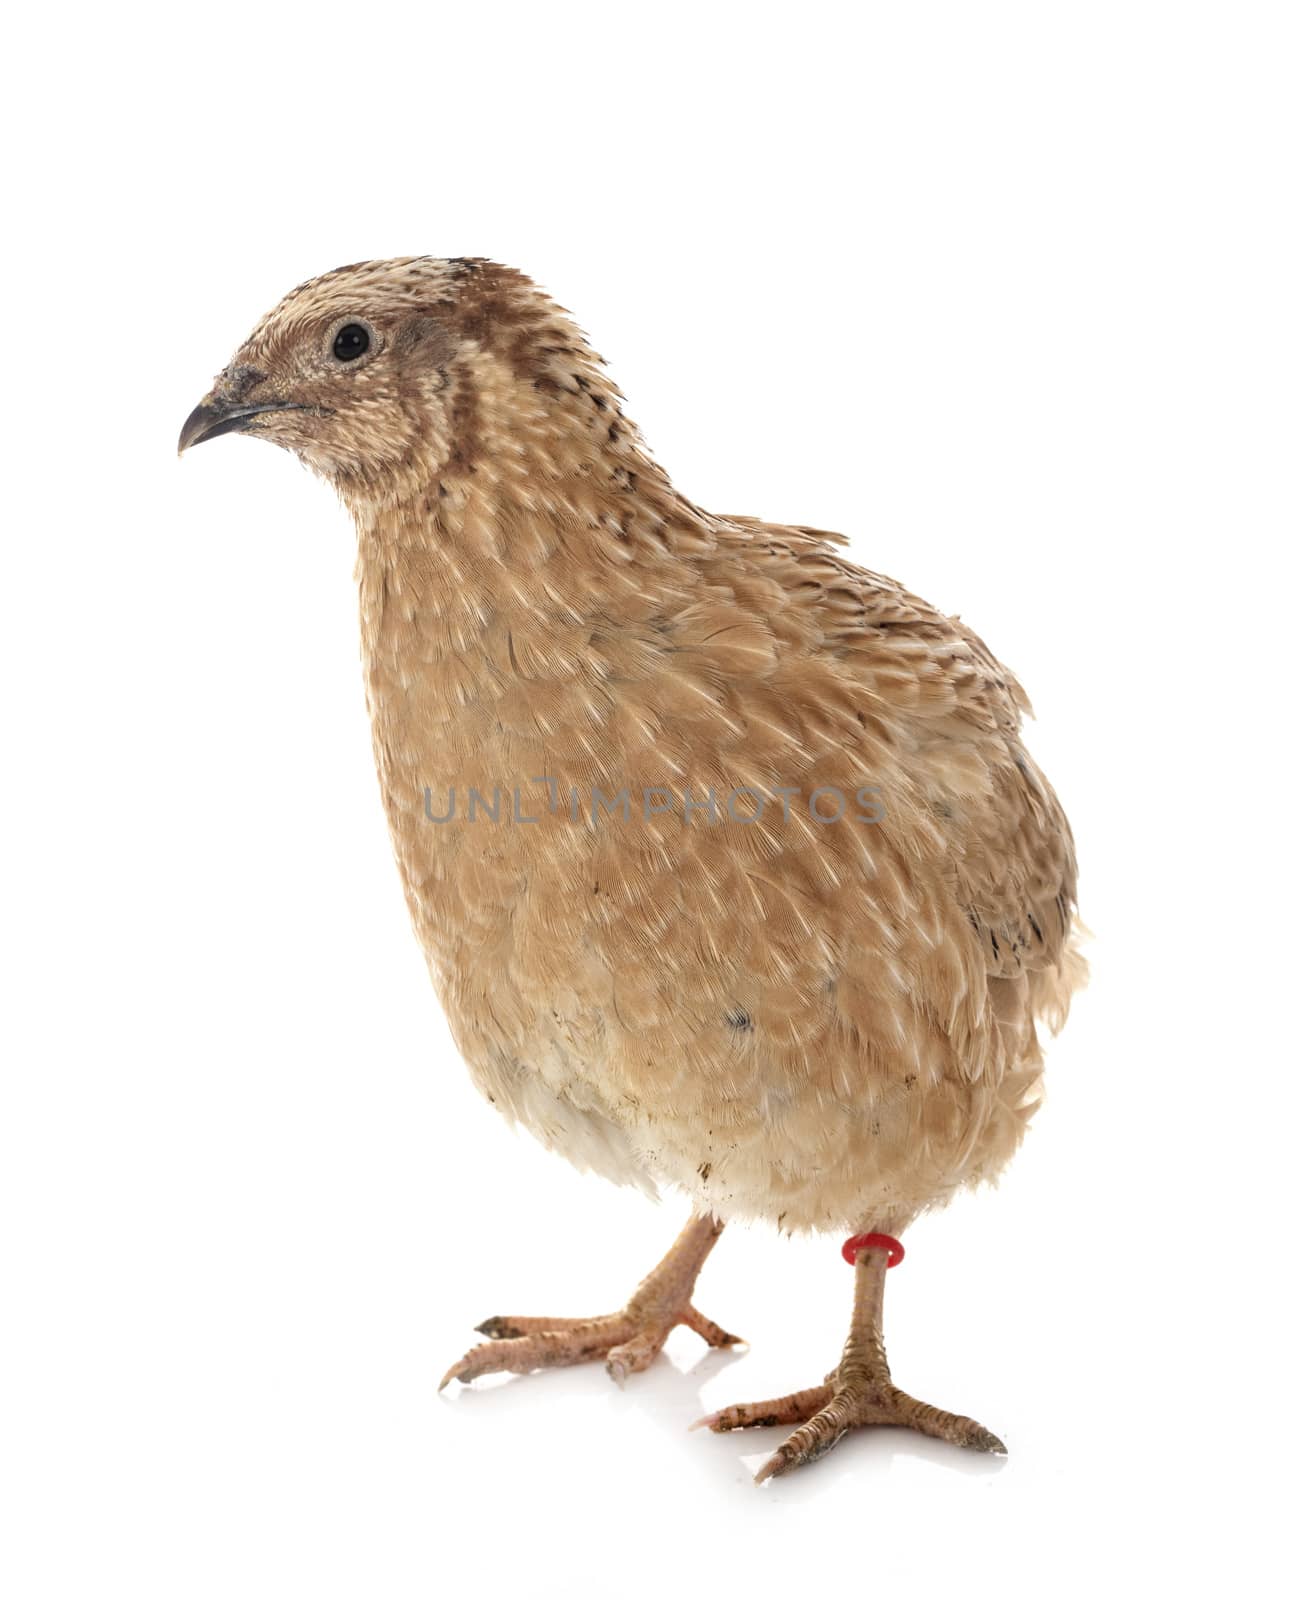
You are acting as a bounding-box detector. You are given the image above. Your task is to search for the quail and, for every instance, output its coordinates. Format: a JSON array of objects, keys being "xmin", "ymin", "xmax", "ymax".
[{"xmin": 181, "ymin": 258, "xmax": 1085, "ymax": 1478}]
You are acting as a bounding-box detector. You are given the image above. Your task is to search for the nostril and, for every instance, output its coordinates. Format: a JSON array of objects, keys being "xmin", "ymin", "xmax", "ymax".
[{"xmin": 227, "ymin": 366, "xmax": 268, "ymax": 401}]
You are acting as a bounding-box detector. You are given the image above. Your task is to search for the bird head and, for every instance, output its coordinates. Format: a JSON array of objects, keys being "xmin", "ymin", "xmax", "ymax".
[{"xmin": 178, "ymin": 257, "xmax": 626, "ymax": 507}]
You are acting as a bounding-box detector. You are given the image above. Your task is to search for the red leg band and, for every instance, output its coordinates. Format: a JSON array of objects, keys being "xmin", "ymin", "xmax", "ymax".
[{"xmin": 842, "ymin": 1232, "xmax": 905, "ymax": 1267}]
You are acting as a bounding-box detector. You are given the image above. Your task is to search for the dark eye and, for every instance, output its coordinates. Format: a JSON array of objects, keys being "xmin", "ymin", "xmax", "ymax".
[{"xmin": 332, "ymin": 323, "xmax": 370, "ymax": 362}]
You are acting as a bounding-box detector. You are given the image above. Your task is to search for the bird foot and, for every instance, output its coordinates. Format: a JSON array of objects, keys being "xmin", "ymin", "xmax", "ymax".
[
  {"xmin": 696, "ymin": 1366, "xmax": 1005, "ymax": 1481},
  {"xmin": 440, "ymin": 1303, "xmax": 740, "ymax": 1390},
  {"xmin": 439, "ymin": 1213, "xmax": 740, "ymax": 1391}
]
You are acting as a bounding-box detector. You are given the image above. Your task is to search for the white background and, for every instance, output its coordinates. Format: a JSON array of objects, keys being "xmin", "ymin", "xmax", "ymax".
[{"xmin": 3, "ymin": 3, "xmax": 1298, "ymax": 1595}]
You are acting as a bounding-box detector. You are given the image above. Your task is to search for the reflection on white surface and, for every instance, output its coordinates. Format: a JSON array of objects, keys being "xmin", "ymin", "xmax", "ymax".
[{"xmin": 439, "ymin": 1336, "xmax": 1009, "ymax": 1495}]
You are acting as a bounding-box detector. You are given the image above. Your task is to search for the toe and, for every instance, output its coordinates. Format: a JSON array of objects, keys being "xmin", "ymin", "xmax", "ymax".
[
  {"xmin": 680, "ymin": 1305, "xmax": 744, "ymax": 1348},
  {"xmin": 889, "ymin": 1390, "xmax": 1007, "ymax": 1453},
  {"xmin": 605, "ymin": 1326, "xmax": 665, "ymax": 1383},
  {"xmin": 441, "ymin": 1323, "xmax": 628, "ymax": 1390},
  {"xmin": 439, "ymin": 1340, "xmax": 501, "ymax": 1390},
  {"xmin": 753, "ymin": 1391, "xmax": 859, "ymax": 1482},
  {"xmin": 474, "ymin": 1314, "xmax": 595, "ymax": 1339},
  {"xmin": 693, "ymin": 1384, "xmax": 831, "ymax": 1434},
  {"xmin": 754, "ymin": 1424, "xmax": 846, "ymax": 1483}
]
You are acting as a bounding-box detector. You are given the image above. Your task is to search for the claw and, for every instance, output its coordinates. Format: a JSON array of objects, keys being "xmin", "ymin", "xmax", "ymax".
[
  {"xmin": 962, "ymin": 1424, "xmax": 1007, "ymax": 1455},
  {"xmin": 474, "ymin": 1316, "xmax": 514, "ymax": 1339},
  {"xmin": 438, "ymin": 1356, "xmax": 473, "ymax": 1392}
]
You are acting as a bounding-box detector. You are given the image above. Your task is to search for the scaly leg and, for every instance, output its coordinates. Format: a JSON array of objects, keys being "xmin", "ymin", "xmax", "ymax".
[
  {"xmin": 695, "ymin": 1241, "xmax": 1004, "ymax": 1480},
  {"xmin": 440, "ymin": 1212, "xmax": 740, "ymax": 1389}
]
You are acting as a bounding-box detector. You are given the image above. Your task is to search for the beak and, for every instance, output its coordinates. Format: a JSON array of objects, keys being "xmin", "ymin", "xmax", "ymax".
[{"xmin": 177, "ymin": 398, "xmax": 313, "ymax": 455}]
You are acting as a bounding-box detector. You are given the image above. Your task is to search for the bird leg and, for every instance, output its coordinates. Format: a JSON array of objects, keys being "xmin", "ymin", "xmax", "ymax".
[
  {"xmin": 440, "ymin": 1212, "xmax": 739, "ymax": 1390},
  {"xmin": 695, "ymin": 1242, "xmax": 1005, "ymax": 1481}
]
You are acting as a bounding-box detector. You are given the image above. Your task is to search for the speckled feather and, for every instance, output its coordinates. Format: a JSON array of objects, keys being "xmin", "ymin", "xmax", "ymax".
[{"xmin": 195, "ymin": 258, "xmax": 1086, "ymax": 1234}]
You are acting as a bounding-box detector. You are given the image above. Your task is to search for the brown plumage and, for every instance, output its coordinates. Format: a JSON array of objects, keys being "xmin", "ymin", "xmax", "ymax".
[{"xmin": 180, "ymin": 257, "xmax": 1085, "ymax": 1476}]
